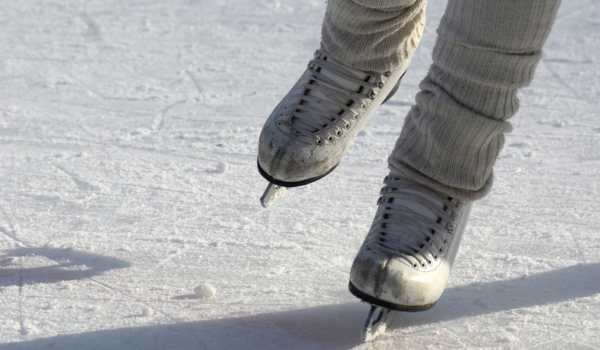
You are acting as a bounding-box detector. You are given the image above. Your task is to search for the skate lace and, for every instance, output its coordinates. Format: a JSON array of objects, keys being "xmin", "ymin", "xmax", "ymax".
[
  {"xmin": 366, "ymin": 176, "xmax": 462, "ymax": 269},
  {"xmin": 279, "ymin": 49, "xmax": 381, "ymax": 143}
]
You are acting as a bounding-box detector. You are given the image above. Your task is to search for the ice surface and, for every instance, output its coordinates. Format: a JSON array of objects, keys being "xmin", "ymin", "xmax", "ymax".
[{"xmin": 0, "ymin": 0, "xmax": 598, "ymax": 349}]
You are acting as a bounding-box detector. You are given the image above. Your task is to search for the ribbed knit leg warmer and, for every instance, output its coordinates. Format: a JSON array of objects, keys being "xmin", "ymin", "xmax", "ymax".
[
  {"xmin": 388, "ymin": 0, "xmax": 561, "ymax": 201},
  {"xmin": 321, "ymin": 0, "xmax": 427, "ymax": 73}
]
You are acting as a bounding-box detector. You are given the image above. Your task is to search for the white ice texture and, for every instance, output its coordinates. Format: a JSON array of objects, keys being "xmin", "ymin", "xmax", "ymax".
[{"xmin": 0, "ymin": 1, "xmax": 598, "ymax": 349}]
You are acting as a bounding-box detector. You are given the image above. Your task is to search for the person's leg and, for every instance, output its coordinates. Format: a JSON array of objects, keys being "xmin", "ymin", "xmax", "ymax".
[
  {"xmin": 350, "ymin": 0, "xmax": 561, "ymax": 310},
  {"xmin": 389, "ymin": 0, "xmax": 561, "ymax": 201},
  {"xmin": 321, "ymin": 0, "xmax": 427, "ymax": 73}
]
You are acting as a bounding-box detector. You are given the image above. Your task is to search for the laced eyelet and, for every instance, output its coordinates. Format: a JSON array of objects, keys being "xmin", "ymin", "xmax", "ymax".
[
  {"xmin": 307, "ymin": 60, "xmax": 316, "ymax": 69},
  {"xmin": 384, "ymin": 71, "xmax": 392, "ymax": 77},
  {"xmin": 369, "ymin": 90, "xmax": 377, "ymax": 99},
  {"xmin": 335, "ymin": 129, "xmax": 341, "ymax": 136},
  {"xmin": 378, "ymin": 81, "xmax": 384, "ymax": 89}
]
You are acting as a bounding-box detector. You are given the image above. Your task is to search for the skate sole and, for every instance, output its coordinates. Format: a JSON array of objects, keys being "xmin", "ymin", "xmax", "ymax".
[
  {"xmin": 349, "ymin": 282, "xmax": 436, "ymax": 312},
  {"xmin": 257, "ymin": 160, "xmax": 339, "ymax": 187}
]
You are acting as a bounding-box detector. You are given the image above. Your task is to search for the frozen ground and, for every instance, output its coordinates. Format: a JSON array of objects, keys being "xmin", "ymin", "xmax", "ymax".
[{"xmin": 0, "ymin": 0, "xmax": 599, "ymax": 349}]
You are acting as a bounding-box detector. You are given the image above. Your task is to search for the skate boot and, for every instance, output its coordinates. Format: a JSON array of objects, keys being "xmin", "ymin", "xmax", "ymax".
[
  {"xmin": 349, "ymin": 175, "xmax": 472, "ymax": 342},
  {"xmin": 258, "ymin": 48, "xmax": 411, "ymax": 207}
]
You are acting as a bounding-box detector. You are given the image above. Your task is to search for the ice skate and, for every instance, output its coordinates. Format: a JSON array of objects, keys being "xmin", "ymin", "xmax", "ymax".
[
  {"xmin": 349, "ymin": 175, "xmax": 472, "ymax": 342},
  {"xmin": 258, "ymin": 48, "xmax": 410, "ymax": 207}
]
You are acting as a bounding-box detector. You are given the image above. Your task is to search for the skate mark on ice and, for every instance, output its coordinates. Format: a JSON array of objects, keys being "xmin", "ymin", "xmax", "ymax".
[
  {"xmin": 80, "ymin": 13, "xmax": 102, "ymax": 41},
  {"xmin": 0, "ymin": 207, "xmax": 30, "ymax": 336},
  {"xmin": 541, "ymin": 58, "xmax": 578, "ymax": 98},
  {"xmin": 186, "ymin": 70, "xmax": 203, "ymax": 95},
  {"xmin": 152, "ymin": 100, "xmax": 186, "ymax": 135},
  {"xmin": 54, "ymin": 164, "xmax": 100, "ymax": 192}
]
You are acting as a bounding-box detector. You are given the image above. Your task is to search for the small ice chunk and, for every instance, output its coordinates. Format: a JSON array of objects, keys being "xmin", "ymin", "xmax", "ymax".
[
  {"xmin": 194, "ymin": 283, "xmax": 216, "ymax": 298},
  {"xmin": 216, "ymin": 162, "xmax": 229, "ymax": 173},
  {"xmin": 142, "ymin": 307, "xmax": 154, "ymax": 317}
]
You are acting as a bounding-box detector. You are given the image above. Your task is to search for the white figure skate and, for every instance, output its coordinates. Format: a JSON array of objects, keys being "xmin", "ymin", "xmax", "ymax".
[
  {"xmin": 258, "ymin": 48, "xmax": 410, "ymax": 207},
  {"xmin": 349, "ymin": 176, "xmax": 472, "ymax": 342}
]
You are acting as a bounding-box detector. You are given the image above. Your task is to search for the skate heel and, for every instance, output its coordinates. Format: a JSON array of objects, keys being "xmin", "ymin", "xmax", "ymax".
[{"xmin": 381, "ymin": 70, "xmax": 406, "ymax": 105}]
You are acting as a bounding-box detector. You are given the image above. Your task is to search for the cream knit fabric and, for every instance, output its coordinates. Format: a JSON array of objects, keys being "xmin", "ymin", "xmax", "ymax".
[
  {"xmin": 321, "ymin": 0, "xmax": 427, "ymax": 73},
  {"xmin": 322, "ymin": 0, "xmax": 561, "ymax": 201}
]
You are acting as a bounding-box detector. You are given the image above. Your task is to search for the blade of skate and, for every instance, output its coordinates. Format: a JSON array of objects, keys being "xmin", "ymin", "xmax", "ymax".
[
  {"xmin": 260, "ymin": 183, "xmax": 287, "ymax": 208},
  {"xmin": 362, "ymin": 304, "xmax": 396, "ymax": 343}
]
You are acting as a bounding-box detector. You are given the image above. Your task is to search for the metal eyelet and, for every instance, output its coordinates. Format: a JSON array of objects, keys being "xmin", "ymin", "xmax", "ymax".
[
  {"xmin": 369, "ymin": 90, "xmax": 377, "ymax": 99},
  {"xmin": 384, "ymin": 71, "xmax": 392, "ymax": 77},
  {"xmin": 360, "ymin": 102, "xmax": 367, "ymax": 110},
  {"xmin": 378, "ymin": 81, "xmax": 385, "ymax": 89}
]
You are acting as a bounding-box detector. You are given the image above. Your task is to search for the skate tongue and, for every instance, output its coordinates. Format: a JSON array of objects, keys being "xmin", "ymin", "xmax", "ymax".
[
  {"xmin": 294, "ymin": 55, "xmax": 368, "ymax": 133},
  {"xmin": 391, "ymin": 189, "xmax": 443, "ymax": 222}
]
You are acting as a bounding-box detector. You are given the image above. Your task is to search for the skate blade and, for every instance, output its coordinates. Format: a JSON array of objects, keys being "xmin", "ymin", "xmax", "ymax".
[
  {"xmin": 362, "ymin": 304, "xmax": 396, "ymax": 343},
  {"xmin": 260, "ymin": 183, "xmax": 287, "ymax": 208}
]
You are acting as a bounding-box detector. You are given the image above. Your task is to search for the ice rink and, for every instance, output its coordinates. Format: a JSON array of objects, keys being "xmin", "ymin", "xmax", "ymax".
[{"xmin": 1, "ymin": 0, "xmax": 599, "ymax": 349}]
